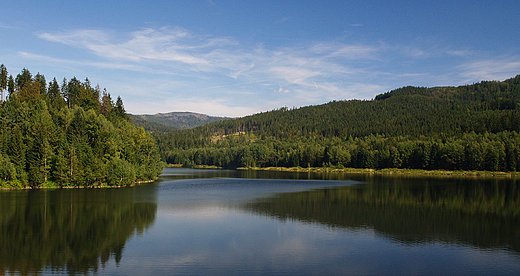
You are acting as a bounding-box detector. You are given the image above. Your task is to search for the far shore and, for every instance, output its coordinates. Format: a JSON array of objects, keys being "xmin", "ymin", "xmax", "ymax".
[
  {"xmin": 166, "ymin": 164, "xmax": 520, "ymax": 178},
  {"xmin": 238, "ymin": 166, "xmax": 520, "ymax": 178}
]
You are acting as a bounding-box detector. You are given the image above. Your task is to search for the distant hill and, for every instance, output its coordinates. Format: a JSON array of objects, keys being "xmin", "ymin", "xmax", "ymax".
[
  {"xmin": 192, "ymin": 75, "xmax": 520, "ymax": 139},
  {"xmin": 128, "ymin": 114, "xmax": 178, "ymax": 135},
  {"xmin": 131, "ymin": 112, "xmax": 231, "ymax": 130}
]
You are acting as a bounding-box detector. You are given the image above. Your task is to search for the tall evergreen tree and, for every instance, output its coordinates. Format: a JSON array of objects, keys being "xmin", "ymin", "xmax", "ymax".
[
  {"xmin": 7, "ymin": 75, "xmax": 15, "ymax": 98},
  {"xmin": 48, "ymin": 78, "xmax": 66, "ymax": 110},
  {"xmin": 0, "ymin": 64, "xmax": 7, "ymax": 102},
  {"xmin": 15, "ymin": 68, "xmax": 32, "ymax": 90},
  {"xmin": 113, "ymin": 96, "xmax": 129, "ymax": 121},
  {"xmin": 100, "ymin": 89, "xmax": 112, "ymax": 116},
  {"xmin": 34, "ymin": 72, "xmax": 46, "ymax": 96}
]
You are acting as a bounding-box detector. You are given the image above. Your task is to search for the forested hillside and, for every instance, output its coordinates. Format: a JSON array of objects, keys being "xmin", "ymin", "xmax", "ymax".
[
  {"xmin": 132, "ymin": 112, "xmax": 230, "ymax": 130},
  {"xmin": 128, "ymin": 114, "xmax": 178, "ymax": 135},
  {"xmin": 158, "ymin": 75, "xmax": 520, "ymax": 172},
  {"xmin": 0, "ymin": 65, "xmax": 164, "ymax": 188}
]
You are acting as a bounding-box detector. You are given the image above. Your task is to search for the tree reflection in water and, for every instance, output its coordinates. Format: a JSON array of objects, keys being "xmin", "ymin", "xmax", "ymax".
[
  {"xmin": 0, "ymin": 187, "xmax": 157, "ymax": 275},
  {"xmin": 245, "ymin": 176, "xmax": 520, "ymax": 254}
]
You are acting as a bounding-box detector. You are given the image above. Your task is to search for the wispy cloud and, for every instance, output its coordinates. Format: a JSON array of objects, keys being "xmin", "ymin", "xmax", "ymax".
[
  {"xmin": 29, "ymin": 26, "xmax": 520, "ymax": 116},
  {"xmin": 38, "ymin": 27, "xmax": 215, "ymax": 65},
  {"xmin": 276, "ymin": 17, "xmax": 290, "ymax": 24},
  {"xmin": 18, "ymin": 51, "xmax": 143, "ymax": 71},
  {"xmin": 309, "ymin": 43, "xmax": 380, "ymax": 60},
  {"xmin": 278, "ymin": 86, "xmax": 290, "ymax": 93},
  {"xmin": 36, "ymin": 27, "xmax": 377, "ymax": 80},
  {"xmin": 458, "ymin": 58, "xmax": 520, "ymax": 83},
  {"xmin": 0, "ymin": 23, "xmax": 16, "ymax": 29}
]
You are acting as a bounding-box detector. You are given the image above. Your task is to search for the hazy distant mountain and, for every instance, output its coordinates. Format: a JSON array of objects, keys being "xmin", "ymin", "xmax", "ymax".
[{"xmin": 130, "ymin": 112, "xmax": 231, "ymax": 130}]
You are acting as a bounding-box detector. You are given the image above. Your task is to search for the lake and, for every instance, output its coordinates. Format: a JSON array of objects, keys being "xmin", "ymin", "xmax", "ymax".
[{"xmin": 1, "ymin": 167, "xmax": 520, "ymax": 275}]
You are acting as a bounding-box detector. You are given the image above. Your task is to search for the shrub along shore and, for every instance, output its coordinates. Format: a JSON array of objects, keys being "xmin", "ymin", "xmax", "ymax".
[{"xmin": 240, "ymin": 166, "xmax": 520, "ymax": 178}]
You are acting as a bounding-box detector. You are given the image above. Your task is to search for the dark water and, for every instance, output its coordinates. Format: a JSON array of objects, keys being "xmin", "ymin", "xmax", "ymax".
[{"xmin": 1, "ymin": 168, "xmax": 520, "ymax": 275}]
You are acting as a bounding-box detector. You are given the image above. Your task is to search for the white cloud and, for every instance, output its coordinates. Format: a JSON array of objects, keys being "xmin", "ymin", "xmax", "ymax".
[
  {"xmin": 35, "ymin": 27, "xmax": 377, "ymax": 86},
  {"xmin": 0, "ymin": 23, "xmax": 16, "ymax": 29},
  {"xmin": 278, "ymin": 87, "xmax": 290, "ymax": 93},
  {"xmin": 29, "ymin": 25, "xmax": 513, "ymax": 117},
  {"xmin": 18, "ymin": 51, "xmax": 143, "ymax": 71},
  {"xmin": 310, "ymin": 43, "xmax": 380, "ymax": 60},
  {"xmin": 276, "ymin": 17, "xmax": 290, "ymax": 24},
  {"xmin": 458, "ymin": 58, "xmax": 520, "ymax": 83},
  {"xmin": 38, "ymin": 29, "xmax": 110, "ymax": 47},
  {"xmin": 269, "ymin": 66, "xmax": 322, "ymax": 85},
  {"xmin": 38, "ymin": 27, "xmax": 211, "ymax": 65}
]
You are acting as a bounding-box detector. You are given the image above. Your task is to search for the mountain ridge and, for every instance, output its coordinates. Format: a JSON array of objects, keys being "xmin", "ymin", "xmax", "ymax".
[{"xmin": 130, "ymin": 111, "xmax": 231, "ymax": 132}]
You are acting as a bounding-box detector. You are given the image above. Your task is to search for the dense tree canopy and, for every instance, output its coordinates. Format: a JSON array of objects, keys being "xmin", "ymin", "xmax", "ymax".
[
  {"xmin": 0, "ymin": 65, "xmax": 164, "ymax": 188},
  {"xmin": 158, "ymin": 75, "xmax": 520, "ymax": 172}
]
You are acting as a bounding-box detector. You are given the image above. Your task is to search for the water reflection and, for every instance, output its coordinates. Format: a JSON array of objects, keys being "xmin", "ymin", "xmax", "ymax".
[
  {"xmin": 0, "ymin": 186, "xmax": 157, "ymax": 275},
  {"xmin": 158, "ymin": 167, "xmax": 361, "ymax": 181},
  {"xmin": 1, "ymin": 168, "xmax": 520, "ymax": 275},
  {"xmin": 245, "ymin": 176, "xmax": 520, "ymax": 254}
]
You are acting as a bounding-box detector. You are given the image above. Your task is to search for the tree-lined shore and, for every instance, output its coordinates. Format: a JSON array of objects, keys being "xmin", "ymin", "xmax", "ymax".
[
  {"xmin": 0, "ymin": 65, "xmax": 164, "ymax": 189},
  {"xmin": 158, "ymin": 75, "xmax": 520, "ymax": 173}
]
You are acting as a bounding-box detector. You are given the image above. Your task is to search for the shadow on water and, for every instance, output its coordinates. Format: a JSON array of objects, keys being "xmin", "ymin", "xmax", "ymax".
[
  {"xmin": 243, "ymin": 174, "xmax": 520, "ymax": 254},
  {"xmin": 158, "ymin": 167, "xmax": 365, "ymax": 182},
  {"xmin": 0, "ymin": 185, "xmax": 157, "ymax": 275}
]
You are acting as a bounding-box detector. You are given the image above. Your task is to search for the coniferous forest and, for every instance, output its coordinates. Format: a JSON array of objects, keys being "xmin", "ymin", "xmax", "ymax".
[
  {"xmin": 158, "ymin": 75, "xmax": 520, "ymax": 172},
  {"xmin": 0, "ymin": 65, "xmax": 164, "ymax": 188},
  {"xmin": 2, "ymin": 64, "xmax": 520, "ymax": 189}
]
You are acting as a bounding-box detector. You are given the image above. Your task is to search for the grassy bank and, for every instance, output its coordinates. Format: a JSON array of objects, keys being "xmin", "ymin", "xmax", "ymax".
[
  {"xmin": 236, "ymin": 166, "xmax": 520, "ymax": 178},
  {"xmin": 166, "ymin": 163, "xmax": 520, "ymax": 178},
  {"xmin": 0, "ymin": 178, "xmax": 159, "ymax": 190}
]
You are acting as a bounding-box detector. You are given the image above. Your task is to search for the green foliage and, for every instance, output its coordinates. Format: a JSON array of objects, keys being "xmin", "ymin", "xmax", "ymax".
[
  {"xmin": 128, "ymin": 114, "xmax": 178, "ymax": 135},
  {"xmin": 0, "ymin": 153, "xmax": 17, "ymax": 183},
  {"xmin": 159, "ymin": 75, "xmax": 520, "ymax": 172},
  {"xmin": 0, "ymin": 67, "xmax": 164, "ymax": 188},
  {"xmin": 107, "ymin": 157, "xmax": 136, "ymax": 186}
]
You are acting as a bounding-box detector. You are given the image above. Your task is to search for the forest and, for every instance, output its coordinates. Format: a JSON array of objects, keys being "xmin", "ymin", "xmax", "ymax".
[
  {"xmin": 0, "ymin": 65, "xmax": 164, "ymax": 188},
  {"xmin": 158, "ymin": 75, "xmax": 520, "ymax": 172}
]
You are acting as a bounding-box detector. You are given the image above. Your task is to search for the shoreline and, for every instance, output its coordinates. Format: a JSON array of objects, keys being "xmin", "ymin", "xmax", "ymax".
[
  {"xmin": 0, "ymin": 178, "xmax": 158, "ymax": 191},
  {"xmin": 236, "ymin": 166, "xmax": 520, "ymax": 178},
  {"xmin": 4, "ymin": 166, "xmax": 519, "ymax": 190},
  {"xmin": 166, "ymin": 163, "xmax": 520, "ymax": 178},
  {"xmin": 167, "ymin": 163, "xmax": 520, "ymax": 178}
]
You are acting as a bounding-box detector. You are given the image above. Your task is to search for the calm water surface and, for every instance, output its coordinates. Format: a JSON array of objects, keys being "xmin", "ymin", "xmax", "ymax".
[{"xmin": 1, "ymin": 168, "xmax": 520, "ymax": 275}]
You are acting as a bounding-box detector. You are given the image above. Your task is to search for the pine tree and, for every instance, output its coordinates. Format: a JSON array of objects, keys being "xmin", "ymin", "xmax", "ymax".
[
  {"xmin": 0, "ymin": 64, "xmax": 7, "ymax": 102},
  {"xmin": 48, "ymin": 78, "xmax": 66, "ymax": 110},
  {"xmin": 114, "ymin": 96, "xmax": 128, "ymax": 120},
  {"xmin": 15, "ymin": 68, "xmax": 32, "ymax": 89},
  {"xmin": 7, "ymin": 75, "xmax": 15, "ymax": 98}
]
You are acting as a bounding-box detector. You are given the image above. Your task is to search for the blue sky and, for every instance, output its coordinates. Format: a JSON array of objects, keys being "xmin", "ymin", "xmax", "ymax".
[{"xmin": 1, "ymin": 0, "xmax": 519, "ymax": 117}]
